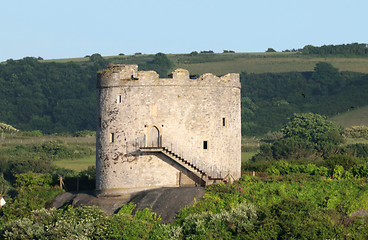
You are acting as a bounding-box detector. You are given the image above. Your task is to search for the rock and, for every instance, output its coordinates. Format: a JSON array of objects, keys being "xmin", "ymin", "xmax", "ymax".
[{"xmin": 47, "ymin": 187, "xmax": 205, "ymax": 222}]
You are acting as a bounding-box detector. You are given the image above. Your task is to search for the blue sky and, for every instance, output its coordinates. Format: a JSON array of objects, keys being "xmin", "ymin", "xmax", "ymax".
[{"xmin": 1, "ymin": 0, "xmax": 367, "ymax": 61}]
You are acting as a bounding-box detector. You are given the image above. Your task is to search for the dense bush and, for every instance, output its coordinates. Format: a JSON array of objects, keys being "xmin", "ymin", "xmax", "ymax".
[
  {"xmin": 267, "ymin": 161, "xmax": 329, "ymax": 177},
  {"xmin": 344, "ymin": 126, "xmax": 368, "ymax": 139},
  {"xmin": 177, "ymin": 202, "xmax": 257, "ymax": 239},
  {"xmin": 301, "ymin": 43, "xmax": 368, "ymax": 56},
  {"xmin": 0, "ymin": 172, "xmax": 63, "ymax": 223},
  {"xmin": 248, "ymin": 198, "xmax": 342, "ymax": 239},
  {"xmin": 281, "ymin": 113, "xmax": 344, "ymax": 148},
  {"xmin": 94, "ymin": 203, "xmax": 161, "ymax": 239},
  {"xmin": 0, "ymin": 206, "xmax": 105, "ymax": 239},
  {"xmin": 0, "ymin": 141, "xmax": 94, "ymax": 163},
  {"xmin": 251, "ymin": 113, "xmax": 344, "ymax": 163},
  {"xmin": 342, "ymin": 143, "xmax": 368, "ymax": 158},
  {"xmin": 0, "ymin": 203, "xmax": 164, "ymax": 240}
]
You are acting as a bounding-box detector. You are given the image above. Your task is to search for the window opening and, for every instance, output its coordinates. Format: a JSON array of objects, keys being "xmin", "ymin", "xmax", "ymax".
[
  {"xmin": 222, "ymin": 118, "xmax": 226, "ymax": 127},
  {"xmin": 110, "ymin": 133, "xmax": 115, "ymax": 143},
  {"xmin": 118, "ymin": 95, "xmax": 122, "ymax": 103},
  {"xmin": 203, "ymin": 141, "xmax": 208, "ymax": 150}
]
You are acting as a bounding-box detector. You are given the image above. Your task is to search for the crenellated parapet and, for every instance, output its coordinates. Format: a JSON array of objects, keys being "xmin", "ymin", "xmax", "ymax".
[{"xmin": 97, "ymin": 64, "xmax": 240, "ymax": 88}]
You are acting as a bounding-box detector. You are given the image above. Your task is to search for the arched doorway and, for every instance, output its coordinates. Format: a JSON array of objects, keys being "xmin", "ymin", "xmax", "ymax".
[{"xmin": 148, "ymin": 126, "xmax": 160, "ymax": 147}]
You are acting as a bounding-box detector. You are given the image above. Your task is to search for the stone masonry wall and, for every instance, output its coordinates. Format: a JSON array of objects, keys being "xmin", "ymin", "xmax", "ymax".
[{"xmin": 96, "ymin": 65, "xmax": 241, "ymax": 195}]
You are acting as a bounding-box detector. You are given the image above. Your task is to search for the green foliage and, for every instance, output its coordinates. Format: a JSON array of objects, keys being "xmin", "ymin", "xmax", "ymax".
[
  {"xmin": 2, "ymin": 53, "xmax": 368, "ymax": 136},
  {"xmin": 266, "ymin": 48, "xmax": 276, "ymax": 52},
  {"xmin": 345, "ymin": 125, "xmax": 368, "ymax": 139},
  {"xmin": 301, "ymin": 43, "xmax": 368, "ymax": 56},
  {"xmin": 342, "ymin": 143, "xmax": 368, "ymax": 158},
  {"xmin": 324, "ymin": 154, "xmax": 364, "ymax": 171},
  {"xmin": 251, "ymin": 113, "xmax": 344, "ymax": 163},
  {"xmin": 0, "ymin": 57, "xmax": 104, "ymax": 133},
  {"xmin": 0, "ymin": 172, "xmax": 63, "ymax": 222},
  {"xmin": 351, "ymin": 162, "xmax": 368, "ymax": 178},
  {"xmin": 249, "ymin": 198, "xmax": 342, "ymax": 239},
  {"xmin": 73, "ymin": 130, "xmax": 96, "ymax": 137},
  {"xmin": 178, "ymin": 202, "xmax": 257, "ymax": 239},
  {"xmin": 94, "ymin": 205, "xmax": 161, "ymax": 239},
  {"xmin": 0, "ymin": 206, "xmax": 105, "ymax": 239},
  {"xmin": 266, "ymin": 161, "xmax": 329, "ymax": 177},
  {"xmin": 0, "ymin": 140, "xmax": 94, "ymax": 163},
  {"xmin": 332, "ymin": 165, "xmax": 345, "ymax": 179},
  {"xmin": 118, "ymin": 202, "xmax": 136, "ymax": 215},
  {"xmin": 312, "ymin": 62, "xmax": 344, "ymax": 95},
  {"xmin": 281, "ymin": 113, "xmax": 343, "ymax": 148},
  {"xmin": 0, "ymin": 123, "xmax": 19, "ymax": 133},
  {"xmin": 241, "ymin": 67, "xmax": 368, "ymax": 135},
  {"xmin": 270, "ymin": 137, "xmax": 316, "ymax": 160},
  {"xmin": 149, "ymin": 52, "xmax": 173, "ymax": 77}
]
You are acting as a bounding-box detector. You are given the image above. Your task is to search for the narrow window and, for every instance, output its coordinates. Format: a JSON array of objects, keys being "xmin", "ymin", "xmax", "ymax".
[
  {"xmin": 203, "ymin": 141, "xmax": 208, "ymax": 150},
  {"xmin": 118, "ymin": 95, "xmax": 122, "ymax": 103},
  {"xmin": 222, "ymin": 118, "xmax": 226, "ymax": 127},
  {"xmin": 110, "ymin": 133, "xmax": 115, "ymax": 143}
]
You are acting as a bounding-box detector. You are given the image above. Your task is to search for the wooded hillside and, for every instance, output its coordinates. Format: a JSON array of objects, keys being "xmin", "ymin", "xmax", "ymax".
[{"xmin": 1, "ymin": 44, "xmax": 368, "ymax": 135}]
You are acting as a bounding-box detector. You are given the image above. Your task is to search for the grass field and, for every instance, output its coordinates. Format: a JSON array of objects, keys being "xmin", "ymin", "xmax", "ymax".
[
  {"xmin": 175, "ymin": 55, "xmax": 368, "ymax": 75},
  {"xmin": 41, "ymin": 52, "xmax": 368, "ymax": 75},
  {"xmin": 331, "ymin": 105, "xmax": 368, "ymax": 128},
  {"xmin": 54, "ymin": 155, "xmax": 95, "ymax": 171}
]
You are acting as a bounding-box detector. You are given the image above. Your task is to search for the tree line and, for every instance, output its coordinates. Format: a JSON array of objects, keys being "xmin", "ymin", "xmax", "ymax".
[
  {"xmin": 1, "ymin": 54, "xmax": 368, "ymax": 135},
  {"xmin": 283, "ymin": 43, "xmax": 368, "ymax": 56},
  {"xmin": 241, "ymin": 62, "xmax": 368, "ymax": 135}
]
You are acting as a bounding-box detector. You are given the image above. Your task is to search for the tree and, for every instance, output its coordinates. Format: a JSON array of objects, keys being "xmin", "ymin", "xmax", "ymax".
[
  {"xmin": 266, "ymin": 48, "xmax": 276, "ymax": 52},
  {"xmin": 312, "ymin": 62, "xmax": 344, "ymax": 95},
  {"xmin": 281, "ymin": 113, "xmax": 343, "ymax": 148},
  {"xmin": 150, "ymin": 52, "xmax": 173, "ymax": 77}
]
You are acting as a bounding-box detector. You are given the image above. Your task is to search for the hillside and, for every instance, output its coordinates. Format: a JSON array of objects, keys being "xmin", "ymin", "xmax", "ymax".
[
  {"xmin": 331, "ymin": 105, "xmax": 368, "ymax": 127},
  {"xmin": 42, "ymin": 52, "xmax": 368, "ymax": 75},
  {"xmin": 1, "ymin": 48, "xmax": 368, "ymax": 135}
]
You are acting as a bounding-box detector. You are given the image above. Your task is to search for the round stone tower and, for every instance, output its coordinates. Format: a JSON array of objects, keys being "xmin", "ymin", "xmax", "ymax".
[{"xmin": 96, "ymin": 64, "xmax": 241, "ymax": 196}]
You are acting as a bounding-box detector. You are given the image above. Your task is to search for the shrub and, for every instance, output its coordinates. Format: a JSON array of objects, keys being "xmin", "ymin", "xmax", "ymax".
[
  {"xmin": 0, "ymin": 123, "xmax": 19, "ymax": 133},
  {"xmin": 179, "ymin": 202, "xmax": 257, "ymax": 239},
  {"xmin": 0, "ymin": 206, "xmax": 105, "ymax": 239},
  {"xmin": 95, "ymin": 204, "xmax": 160, "ymax": 239},
  {"xmin": 266, "ymin": 161, "xmax": 329, "ymax": 176},
  {"xmin": 0, "ymin": 172, "xmax": 63, "ymax": 221},
  {"xmin": 325, "ymin": 154, "xmax": 364, "ymax": 171},
  {"xmin": 342, "ymin": 143, "xmax": 368, "ymax": 158},
  {"xmin": 73, "ymin": 130, "xmax": 96, "ymax": 137},
  {"xmin": 281, "ymin": 113, "xmax": 344, "ymax": 149},
  {"xmin": 351, "ymin": 162, "xmax": 368, "ymax": 178},
  {"xmin": 332, "ymin": 165, "xmax": 345, "ymax": 179},
  {"xmin": 344, "ymin": 126, "xmax": 368, "ymax": 139},
  {"xmin": 249, "ymin": 198, "xmax": 342, "ymax": 239}
]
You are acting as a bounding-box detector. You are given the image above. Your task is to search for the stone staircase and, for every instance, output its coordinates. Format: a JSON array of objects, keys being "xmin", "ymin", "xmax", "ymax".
[{"xmin": 139, "ymin": 146, "xmax": 223, "ymax": 185}]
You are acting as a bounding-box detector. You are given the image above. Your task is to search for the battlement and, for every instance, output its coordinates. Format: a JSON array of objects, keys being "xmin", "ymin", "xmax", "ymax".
[{"xmin": 97, "ymin": 64, "xmax": 240, "ymax": 88}]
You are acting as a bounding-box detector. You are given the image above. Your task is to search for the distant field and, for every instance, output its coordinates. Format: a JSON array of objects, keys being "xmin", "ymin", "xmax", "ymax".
[
  {"xmin": 42, "ymin": 56, "xmax": 90, "ymax": 63},
  {"xmin": 174, "ymin": 55, "xmax": 368, "ymax": 75},
  {"xmin": 242, "ymin": 151, "xmax": 257, "ymax": 163},
  {"xmin": 41, "ymin": 52, "xmax": 368, "ymax": 75},
  {"xmin": 54, "ymin": 155, "xmax": 95, "ymax": 171},
  {"xmin": 331, "ymin": 105, "xmax": 368, "ymax": 128}
]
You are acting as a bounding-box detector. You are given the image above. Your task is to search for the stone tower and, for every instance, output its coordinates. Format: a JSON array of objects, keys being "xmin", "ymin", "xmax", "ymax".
[{"xmin": 96, "ymin": 64, "xmax": 241, "ymax": 196}]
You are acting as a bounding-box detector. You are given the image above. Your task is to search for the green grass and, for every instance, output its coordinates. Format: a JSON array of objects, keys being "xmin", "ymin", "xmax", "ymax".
[
  {"xmin": 330, "ymin": 105, "xmax": 368, "ymax": 128},
  {"xmin": 0, "ymin": 134, "xmax": 95, "ymax": 146},
  {"xmin": 242, "ymin": 151, "xmax": 257, "ymax": 162},
  {"xmin": 174, "ymin": 55, "xmax": 368, "ymax": 75},
  {"xmin": 54, "ymin": 155, "xmax": 95, "ymax": 171},
  {"xmin": 41, "ymin": 52, "xmax": 368, "ymax": 75},
  {"xmin": 343, "ymin": 137, "xmax": 368, "ymax": 145}
]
